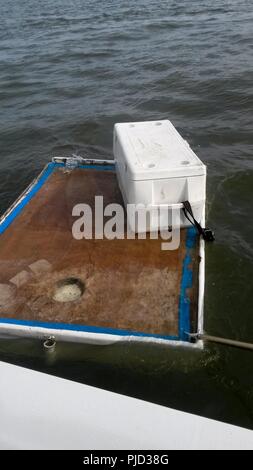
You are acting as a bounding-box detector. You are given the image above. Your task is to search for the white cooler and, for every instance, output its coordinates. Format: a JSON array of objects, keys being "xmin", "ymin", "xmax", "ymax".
[{"xmin": 113, "ymin": 120, "xmax": 206, "ymax": 233}]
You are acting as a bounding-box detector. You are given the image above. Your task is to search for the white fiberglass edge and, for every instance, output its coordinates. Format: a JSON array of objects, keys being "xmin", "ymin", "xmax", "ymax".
[
  {"xmin": 196, "ymin": 207, "xmax": 206, "ymax": 349},
  {"xmin": 0, "ymin": 361, "xmax": 252, "ymax": 450},
  {"xmin": 0, "ymin": 323, "xmax": 200, "ymax": 348}
]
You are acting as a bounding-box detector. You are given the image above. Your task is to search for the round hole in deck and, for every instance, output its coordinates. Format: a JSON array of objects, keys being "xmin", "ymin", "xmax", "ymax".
[
  {"xmin": 181, "ymin": 160, "xmax": 190, "ymax": 165},
  {"xmin": 155, "ymin": 122, "xmax": 162, "ymax": 126},
  {"xmin": 53, "ymin": 277, "xmax": 85, "ymax": 303}
]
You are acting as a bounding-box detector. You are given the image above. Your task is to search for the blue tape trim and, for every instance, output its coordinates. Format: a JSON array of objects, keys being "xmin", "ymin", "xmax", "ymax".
[
  {"xmin": 78, "ymin": 164, "xmax": 115, "ymax": 171},
  {"xmin": 178, "ymin": 227, "xmax": 197, "ymax": 341},
  {"xmin": 54, "ymin": 163, "xmax": 115, "ymax": 172},
  {"xmin": 0, "ymin": 162, "xmax": 115, "ymax": 235},
  {"xmin": 0, "ymin": 162, "xmax": 56, "ymax": 235},
  {"xmin": 0, "ymin": 317, "xmax": 178, "ymax": 342}
]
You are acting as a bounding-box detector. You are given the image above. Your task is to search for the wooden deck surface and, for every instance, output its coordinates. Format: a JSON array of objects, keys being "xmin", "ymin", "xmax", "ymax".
[{"xmin": 0, "ymin": 165, "xmax": 199, "ymax": 339}]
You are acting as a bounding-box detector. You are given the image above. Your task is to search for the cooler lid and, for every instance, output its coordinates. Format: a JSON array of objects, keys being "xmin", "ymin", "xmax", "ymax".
[{"xmin": 114, "ymin": 120, "xmax": 206, "ymax": 180}]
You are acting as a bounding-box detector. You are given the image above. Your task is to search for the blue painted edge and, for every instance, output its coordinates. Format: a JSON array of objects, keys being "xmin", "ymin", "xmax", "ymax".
[
  {"xmin": 65, "ymin": 163, "xmax": 115, "ymax": 171},
  {"xmin": 0, "ymin": 318, "xmax": 178, "ymax": 341},
  {"xmin": 0, "ymin": 162, "xmax": 115, "ymax": 235},
  {"xmin": 178, "ymin": 226, "xmax": 197, "ymax": 341},
  {"xmin": 0, "ymin": 162, "xmax": 55, "ymax": 234}
]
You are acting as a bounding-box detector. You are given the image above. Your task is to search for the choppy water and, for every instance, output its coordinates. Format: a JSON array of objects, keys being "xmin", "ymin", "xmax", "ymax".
[{"xmin": 0, "ymin": 0, "xmax": 253, "ymax": 430}]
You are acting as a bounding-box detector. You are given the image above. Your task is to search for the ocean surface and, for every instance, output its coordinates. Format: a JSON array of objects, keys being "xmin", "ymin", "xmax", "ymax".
[{"xmin": 0, "ymin": 0, "xmax": 253, "ymax": 430}]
